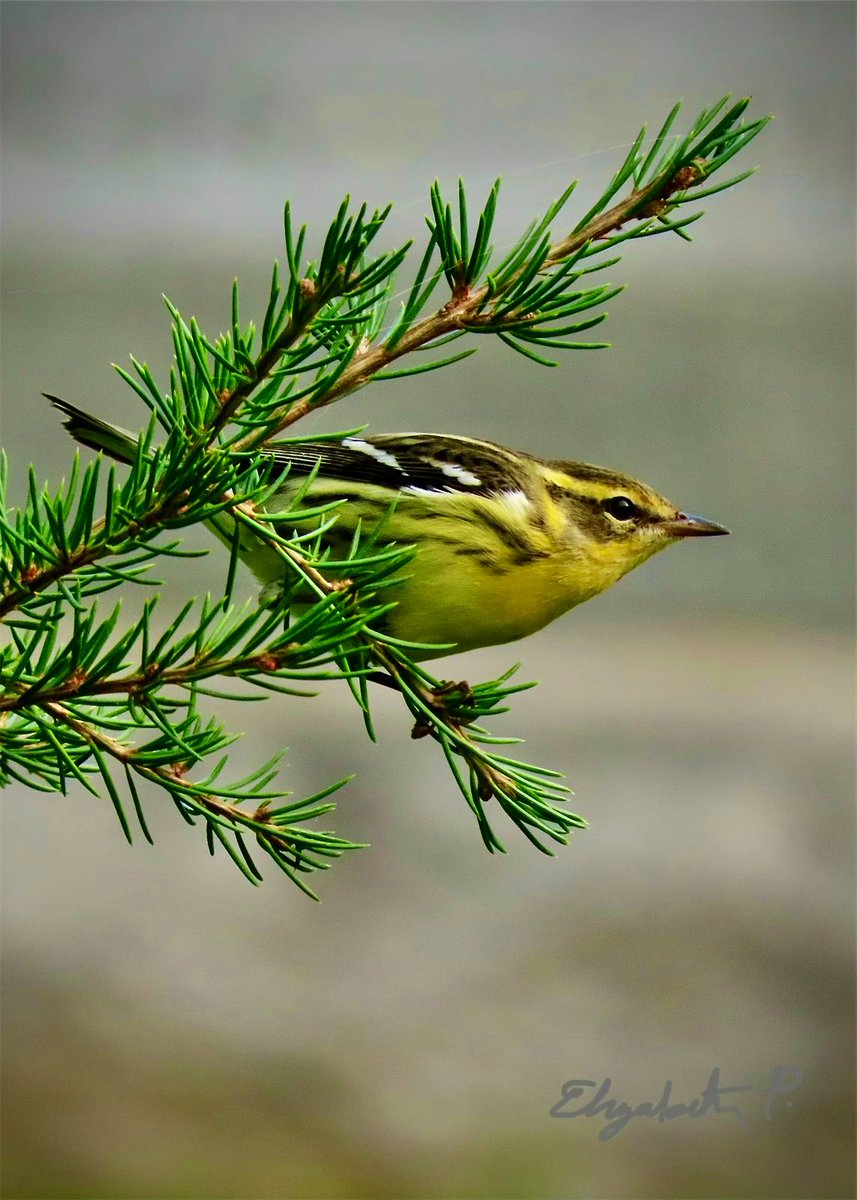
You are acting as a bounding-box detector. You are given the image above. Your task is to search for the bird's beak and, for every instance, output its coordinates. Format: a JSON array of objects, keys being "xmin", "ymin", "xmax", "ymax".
[{"xmin": 661, "ymin": 512, "xmax": 730, "ymax": 538}]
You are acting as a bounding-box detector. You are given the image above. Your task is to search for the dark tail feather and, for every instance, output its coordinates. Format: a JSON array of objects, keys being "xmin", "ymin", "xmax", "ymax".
[{"xmin": 46, "ymin": 395, "xmax": 139, "ymax": 465}]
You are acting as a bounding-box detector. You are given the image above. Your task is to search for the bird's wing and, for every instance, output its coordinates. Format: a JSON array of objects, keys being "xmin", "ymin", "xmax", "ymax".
[{"xmin": 257, "ymin": 433, "xmax": 532, "ymax": 498}]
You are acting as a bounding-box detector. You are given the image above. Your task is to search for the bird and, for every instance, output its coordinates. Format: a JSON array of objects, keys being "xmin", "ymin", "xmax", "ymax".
[{"xmin": 49, "ymin": 396, "xmax": 729, "ymax": 657}]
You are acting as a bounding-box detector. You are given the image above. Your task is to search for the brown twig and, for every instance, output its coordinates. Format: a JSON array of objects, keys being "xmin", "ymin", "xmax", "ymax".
[
  {"xmin": 0, "ymin": 496, "xmax": 180, "ymax": 619},
  {"xmin": 0, "ymin": 642, "xmax": 305, "ymax": 713},
  {"xmin": 40, "ymin": 698, "xmax": 287, "ymax": 838},
  {"xmin": 253, "ymin": 162, "xmax": 706, "ymax": 439}
]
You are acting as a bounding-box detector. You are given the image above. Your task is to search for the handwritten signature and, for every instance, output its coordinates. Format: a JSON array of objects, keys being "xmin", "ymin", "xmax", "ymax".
[{"xmin": 549, "ymin": 1066, "xmax": 804, "ymax": 1141}]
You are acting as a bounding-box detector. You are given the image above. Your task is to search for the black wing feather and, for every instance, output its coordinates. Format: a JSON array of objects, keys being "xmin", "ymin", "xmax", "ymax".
[{"xmin": 249, "ymin": 434, "xmax": 532, "ymax": 497}]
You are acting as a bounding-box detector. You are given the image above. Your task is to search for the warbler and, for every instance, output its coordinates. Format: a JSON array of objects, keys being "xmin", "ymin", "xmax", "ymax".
[{"xmin": 50, "ymin": 398, "xmax": 728, "ymax": 656}]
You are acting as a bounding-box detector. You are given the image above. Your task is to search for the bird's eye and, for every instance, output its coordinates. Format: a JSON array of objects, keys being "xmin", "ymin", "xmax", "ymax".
[{"xmin": 603, "ymin": 495, "xmax": 638, "ymax": 521}]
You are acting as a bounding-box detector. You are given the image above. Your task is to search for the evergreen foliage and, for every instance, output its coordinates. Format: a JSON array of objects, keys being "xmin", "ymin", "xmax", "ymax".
[{"xmin": 0, "ymin": 99, "xmax": 769, "ymax": 895}]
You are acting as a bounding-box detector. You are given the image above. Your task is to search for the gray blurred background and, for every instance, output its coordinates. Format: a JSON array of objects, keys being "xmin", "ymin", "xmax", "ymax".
[{"xmin": 1, "ymin": 3, "xmax": 854, "ymax": 1198}]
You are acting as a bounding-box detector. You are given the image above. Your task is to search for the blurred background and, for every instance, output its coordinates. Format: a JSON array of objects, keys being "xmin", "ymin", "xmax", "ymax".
[{"xmin": 1, "ymin": 3, "xmax": 854, "ymax": 1198}]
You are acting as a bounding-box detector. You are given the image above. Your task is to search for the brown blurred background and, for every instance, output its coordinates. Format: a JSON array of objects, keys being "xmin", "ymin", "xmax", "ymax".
[{"xmin": 1, "ymin": 3, "xmax": 854, "ymax": 1198}]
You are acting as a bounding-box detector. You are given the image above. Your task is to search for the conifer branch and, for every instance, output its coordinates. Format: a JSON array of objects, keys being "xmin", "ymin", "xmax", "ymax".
[{"xmin": 1, "ymin": 98, "xmax": 769, "ymax": 892}]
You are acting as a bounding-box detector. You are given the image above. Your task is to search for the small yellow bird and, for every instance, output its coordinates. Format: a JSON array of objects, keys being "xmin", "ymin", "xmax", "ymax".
[{"xmin": 51, "ymin": 399, "xmax": 728, "ymax": 657}]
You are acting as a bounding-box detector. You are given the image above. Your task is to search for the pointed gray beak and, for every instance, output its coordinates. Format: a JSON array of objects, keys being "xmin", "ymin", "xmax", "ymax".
[{"xmin": 661, "ymin": 512, "xmax": 730, "ymax": 538}]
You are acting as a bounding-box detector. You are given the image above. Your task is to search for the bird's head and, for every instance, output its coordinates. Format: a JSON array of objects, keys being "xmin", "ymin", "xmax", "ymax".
[{"xmin": 542, "ymin": 459, "xmax": 729, "ymax": 596}]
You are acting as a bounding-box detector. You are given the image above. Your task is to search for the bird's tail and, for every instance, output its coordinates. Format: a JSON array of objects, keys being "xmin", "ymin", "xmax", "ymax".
[{"xmin": 47, "ymin": 395, "xmax": 140, "ymax": 465}]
